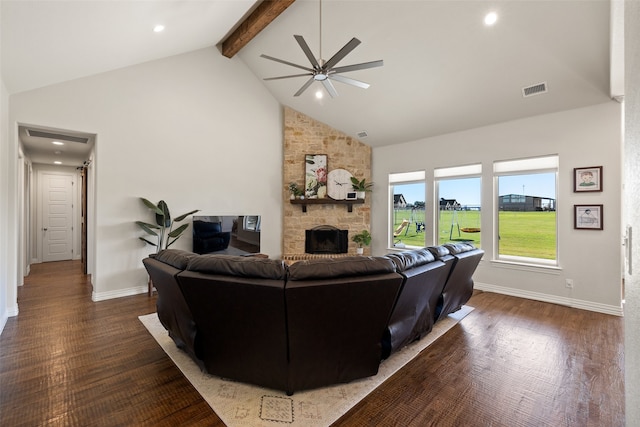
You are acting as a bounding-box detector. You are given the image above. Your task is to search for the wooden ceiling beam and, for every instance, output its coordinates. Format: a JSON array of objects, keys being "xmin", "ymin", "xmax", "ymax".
[{"xmin": 221, "ymin": 0, "xmax": 297, "ymax": 58}]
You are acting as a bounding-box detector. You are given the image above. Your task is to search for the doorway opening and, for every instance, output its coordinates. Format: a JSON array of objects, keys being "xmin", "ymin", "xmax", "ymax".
[{"xmin": 17, "ymin": 123, "xmax": 96, "ymax": 278}]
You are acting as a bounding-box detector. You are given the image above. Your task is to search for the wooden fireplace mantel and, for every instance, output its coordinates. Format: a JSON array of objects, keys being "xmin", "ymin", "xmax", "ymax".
[{"xmin": 290, "ymin": 198, "xmax": 364, "ymax": 213}]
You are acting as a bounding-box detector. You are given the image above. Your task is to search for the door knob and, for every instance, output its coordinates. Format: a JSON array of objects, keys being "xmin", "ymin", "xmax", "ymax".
[{"xmin": 43, "ymin": 228, "xmax": 48, "ymax": 231}]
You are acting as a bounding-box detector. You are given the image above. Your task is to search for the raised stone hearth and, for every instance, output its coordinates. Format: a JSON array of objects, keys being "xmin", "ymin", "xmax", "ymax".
[{"xmin": 281, "ymin": 253, "xmax": 353, "ymax": 263}]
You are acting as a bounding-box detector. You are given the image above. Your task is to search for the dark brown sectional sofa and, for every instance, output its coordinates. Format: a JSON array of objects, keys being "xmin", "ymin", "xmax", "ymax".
[{"xmin": 142, "ymin": 242, "xmax": 483, "ymax": 395}]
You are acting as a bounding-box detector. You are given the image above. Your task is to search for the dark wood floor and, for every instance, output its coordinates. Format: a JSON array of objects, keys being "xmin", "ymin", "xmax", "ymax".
[{"xmin": 0, "ymin": 261, "xmax": 624, "ymax": 426}]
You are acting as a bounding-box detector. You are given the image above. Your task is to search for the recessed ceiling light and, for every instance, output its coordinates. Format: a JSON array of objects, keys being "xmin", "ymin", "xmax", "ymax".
[
  {"xmin": 52, "ymin": 141, "xmax": 64, "ymax": 146},
  {"xmin": 315, "ymin": 90, "xmax": 323, "ymax": 99},
  {"xmin": 484, "ymin": 12, "xmax": 498, "ymax": 26},
  {"xmin": 153, "ymin": 24, "xmax": 165, "ymax": 33},
  {"xmin": 54, "ymin": 161, "xmax": 62, "ymax": 165}
]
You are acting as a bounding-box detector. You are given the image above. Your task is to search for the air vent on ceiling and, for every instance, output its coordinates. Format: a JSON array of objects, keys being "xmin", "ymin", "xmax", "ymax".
[
  {"xmin": 357, "ymin": 131, "xmax": 368, "ymax": 138},
  {"xmin": 27, "ymin": 129, "xmax": 89, "ymax": 144},
  {"xmin": 522, "ymin": 82, "xmax": 548, "ymax": 98}
]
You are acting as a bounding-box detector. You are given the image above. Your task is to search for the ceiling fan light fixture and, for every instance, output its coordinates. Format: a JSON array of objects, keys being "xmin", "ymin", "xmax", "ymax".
[{"xmin": 260, "ymin": 0, "xmax": 383, "ymax": 98}]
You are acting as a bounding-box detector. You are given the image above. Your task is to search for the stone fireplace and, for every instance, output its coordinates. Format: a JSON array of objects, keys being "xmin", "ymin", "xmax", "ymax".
[{"xmin": 282, "ymin": 107, "xmax": 372, "ymax": 258}]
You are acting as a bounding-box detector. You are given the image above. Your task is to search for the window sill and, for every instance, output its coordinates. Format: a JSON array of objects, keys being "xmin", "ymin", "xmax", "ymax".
[{"xmin": 490, "ymin": 257, "xmax": 561, "ymax": 274}]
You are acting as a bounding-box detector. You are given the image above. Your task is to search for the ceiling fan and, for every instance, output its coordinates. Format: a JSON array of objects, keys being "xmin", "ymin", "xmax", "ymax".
[{"xmin": 260, "ymin": 0, "xmax": 383, "ymax": 98}]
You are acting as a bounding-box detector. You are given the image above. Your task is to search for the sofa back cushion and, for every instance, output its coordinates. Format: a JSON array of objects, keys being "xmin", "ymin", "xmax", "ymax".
[
  {"xmin": 186, "ymin": 254, "xmax": 287, "ymax": 280},
  {"xmin": 386, "ymin": 248, "xmax": 435, "ymax": 272},
  {"xmin": 287, "ymin": 256, "xmax": 396, "ymax": 281},
  {"xmin": 154, "ymin": 249, "xmax": 197, "ymax": 270},
  {"xmin": 444, "ymin": 242, "xmax": 477, "ymax": 255},
  {"xmin": 426, "ymin": 245, "xmax": 451, "ymax": 259}
]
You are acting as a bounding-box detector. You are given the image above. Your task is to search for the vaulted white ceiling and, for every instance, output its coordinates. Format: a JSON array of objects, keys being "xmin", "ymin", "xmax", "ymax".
[{"xmin": 1, "ymin": 0, "xmax": 615, "ymax": 161}]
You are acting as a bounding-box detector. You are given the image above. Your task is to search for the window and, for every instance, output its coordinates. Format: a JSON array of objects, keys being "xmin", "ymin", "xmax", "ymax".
[
  {"xmin": 435, "ymin": 164, "xmax": 482, "ymax": 246},
  {"xmin": 243, "ymin": 215, "xmax": 261, "ymax": 232},
  {"xmin": 389, "ymin": 171, "xmax": 426, "ymax": 249},
  {"xmin": 494, "ymin": 156, "xmax": 558, "ymax": 263}
]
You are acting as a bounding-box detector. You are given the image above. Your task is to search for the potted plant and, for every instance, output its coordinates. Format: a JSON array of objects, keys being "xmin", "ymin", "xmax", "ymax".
[
  {"xmin": 352, "ymin": 230, "xmax": 372, "ymax": 255},
  {"xmin": 350, "ymin": 177, "xmax": 373, "ymax": 199},
  {"xmin": 136, "ymin": 198, "xmax": 199, "ymax": 253},
  {"xmin": 288, "ymin": 182, "xmax": 304, "ymax": 199}
]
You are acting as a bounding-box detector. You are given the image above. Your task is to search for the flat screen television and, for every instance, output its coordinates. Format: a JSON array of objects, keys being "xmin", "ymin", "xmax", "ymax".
[{"xmin": 192, "ymin": 215, "xmax": 261, "ymax": 255}]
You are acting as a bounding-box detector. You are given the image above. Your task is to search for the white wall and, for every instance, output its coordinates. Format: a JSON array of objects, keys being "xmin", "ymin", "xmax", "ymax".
[
  {"xmin": 9, "ymin": 47, "xmax": 283, "ymax": 301},
  {"xmin": 0, "ymin": 58, "xmax": 10, "ymax": 332},
  {"xmin": 373, "ymin": 102, "xmax": 622, "ymax": 314},
  {"xmin": 625, "ymin": 1, "xmax": 640, "ymax": 424}
]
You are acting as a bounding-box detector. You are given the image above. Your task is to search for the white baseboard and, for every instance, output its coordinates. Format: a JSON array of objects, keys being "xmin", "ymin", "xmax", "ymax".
[
  {"xmin": 92, "ymin": 285, "xmax": 148, "ymax": 302},
  {"xmin": 475, "ymin": 282, "xmax": 623, "ymax": 316},
  {"xmin": 0, "ymin": 312, "xmax": 7, "ymax": 335}
]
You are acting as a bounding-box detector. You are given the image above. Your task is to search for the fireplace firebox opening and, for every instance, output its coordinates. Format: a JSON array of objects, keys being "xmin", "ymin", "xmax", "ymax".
[{"xmin": 305, "ymin": 225, "xmax": 349, "ymax": 254}]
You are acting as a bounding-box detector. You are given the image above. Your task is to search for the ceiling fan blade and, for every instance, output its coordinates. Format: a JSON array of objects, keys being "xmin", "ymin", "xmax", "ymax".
[
  {"xmin": 331, "ymin": 60, "xmax": 384, "ymax": 74},
  {"xmin": 323, "ymin": 37, "xmax": 361, "ymax": 70},
  {"xmin": 294, "ymin": 77, "xmax": 316, "ymax": 97},
  {"xmin": 294, "ymin": 35, "xmax": 320, "ymax": 69},
  {"xmin": 264, "ymin": 73, "xmax": 313, "ymax": 81},
  {"xmin": 322, "ymin": 79, "xmax": 339, "ymax": 98},
  {"xmin": 260, "ymin": 54, "xmax": 314, "ymax": 72},
  {"xmin": 328, "ymin": 74, "xmax": 370, "ymax": 89}
]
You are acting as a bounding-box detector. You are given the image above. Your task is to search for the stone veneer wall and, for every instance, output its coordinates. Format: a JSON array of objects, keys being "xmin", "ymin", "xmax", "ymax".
[{"xmin": 283, "ymin": 107, "xmax": 372, "ymax": 257}]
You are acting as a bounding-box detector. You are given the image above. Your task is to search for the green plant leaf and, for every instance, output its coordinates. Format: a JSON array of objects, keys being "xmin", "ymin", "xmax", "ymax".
[
  {"xmin": 156, "ymin": 200, "xmax": 171, "ymax": 227},
  {"xmin": 140, "ymin": 198, "xmax": 163, "ymax": 215},
  {"xmin": 167, "ymin": 223, "xmax": 189, "ymax": 238},
  {"xmin": 135, "ymin": 221, "xmax": 159, "ymax": 236},
  {"xmin": 138, "ymin": 236, "xmax": 158, "ymax": 247},
  {"xmin": 174, "ymin": 209, "xmax": 200, "ymax": 222},
  {"xmin": 166, "ymin": 237, "xmax": 180, "ymax": 248},
  {"xmin": 350, "ymin": 177, "xmax": 373, "ymax": 191}
]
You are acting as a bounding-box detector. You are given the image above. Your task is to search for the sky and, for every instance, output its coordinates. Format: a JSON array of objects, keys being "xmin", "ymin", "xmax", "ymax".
[{"xmin": 396, "ymin": 173, "xmax": 556, "ymax": 207}]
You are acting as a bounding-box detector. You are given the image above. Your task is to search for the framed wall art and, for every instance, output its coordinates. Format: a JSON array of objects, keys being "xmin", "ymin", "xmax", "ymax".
[
  {"xmin": 574, "ymin": 166, "xmax": 602, "ymax": 192},
  {"xmin": 574, "ymin": 204, "xmax": 603, "ymax": 230},
  {"xmin": 305, "ymin": 154, "xmax": 328, "ymax": 198}
]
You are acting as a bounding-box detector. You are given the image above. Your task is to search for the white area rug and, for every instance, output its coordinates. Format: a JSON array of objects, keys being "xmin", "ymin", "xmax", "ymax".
[{"xmin": 139, "ymin": 306, "xmax": 473, "ymax": 426}]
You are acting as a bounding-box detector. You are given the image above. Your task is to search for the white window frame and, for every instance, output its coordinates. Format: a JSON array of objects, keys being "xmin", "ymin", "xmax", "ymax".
[
  {"xmin": 388, "ymin": 171, "xmax": 426, "ymax": 250},
  {"xmin": 434, "ymin": 164, "xmax": 482, "ymax": 247},
  {"xmin": 493, "ymin": 155, "xmax": 559, "ymax": 267}
]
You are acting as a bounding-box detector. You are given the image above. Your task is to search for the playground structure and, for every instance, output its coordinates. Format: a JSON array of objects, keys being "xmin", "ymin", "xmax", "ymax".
[
  {"xmin": 392, "ymin": 206, "xmax": 427, "ymax": 245},
  {"xmin": 393, "ymin": 219, "xmax": 410, "ymax": 244},
  {"xmin": 440, "ymin": 202, "xmax": 481, "ymax": 242}
]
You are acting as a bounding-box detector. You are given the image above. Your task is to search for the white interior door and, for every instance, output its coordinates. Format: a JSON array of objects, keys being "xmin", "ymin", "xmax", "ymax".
[{"xmin": 42, "ymin": 173, "xmax": 74, "ymax": 262}]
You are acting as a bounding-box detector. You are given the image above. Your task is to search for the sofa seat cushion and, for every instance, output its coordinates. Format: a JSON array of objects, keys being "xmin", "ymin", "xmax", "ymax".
[
  {"xmin": 288, "ymin": 256, "xmax": 396, "ymax": 281},
  {"xmin": 154, "ymin": 249, "xmax": 197, "ymax": 270},
  {"xmin": 187, "ymin": 254, "xmax": 287, "ymax": 280},
  {"xmin": 386, "ymin": 248, "xmax": 435, "ymax": 272}
]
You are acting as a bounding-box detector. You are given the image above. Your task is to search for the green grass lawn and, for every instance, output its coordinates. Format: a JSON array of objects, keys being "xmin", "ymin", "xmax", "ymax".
[{"xmin": 392, "ymin": 209, "xmax": 556, "ymax": 260}]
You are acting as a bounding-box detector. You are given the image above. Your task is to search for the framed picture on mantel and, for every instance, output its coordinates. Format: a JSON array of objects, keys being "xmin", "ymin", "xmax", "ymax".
[{"xmin": 305, "ymin": 154, "xmax": 327, "ymax": 199}]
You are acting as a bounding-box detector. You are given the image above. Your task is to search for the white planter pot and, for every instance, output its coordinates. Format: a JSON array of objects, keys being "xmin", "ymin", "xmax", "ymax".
[{"xmin": 356, "ymin": 247, "xmax": 364, "ymax": 255}]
